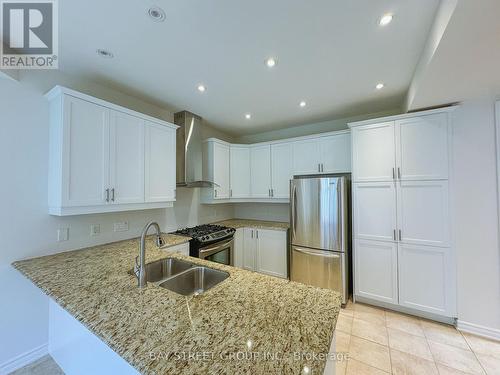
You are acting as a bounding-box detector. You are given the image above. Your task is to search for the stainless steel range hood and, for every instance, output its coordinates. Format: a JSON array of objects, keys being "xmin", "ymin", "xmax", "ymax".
[{"xmin": 174, "ymin": 111, "xmax": 216, "ymax": 188}]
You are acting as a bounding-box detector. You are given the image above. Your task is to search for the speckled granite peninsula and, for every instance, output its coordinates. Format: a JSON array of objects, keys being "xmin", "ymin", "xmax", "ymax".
[{"xmin": 13, "ymin": 233, "xmax": 341, "ymax": 375}]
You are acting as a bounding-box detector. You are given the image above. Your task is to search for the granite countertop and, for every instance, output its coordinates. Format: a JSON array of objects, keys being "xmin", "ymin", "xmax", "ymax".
[
  {"xmin": 214, "ymin": 219, "xmax": 289, "ymax": 231},
  {"xmin": 13, "ymin": 234, "xmax": 340, "ymax": 375}
]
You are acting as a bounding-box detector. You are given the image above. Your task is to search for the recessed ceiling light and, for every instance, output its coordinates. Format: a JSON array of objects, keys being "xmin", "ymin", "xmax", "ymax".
[
  {"xmin": 96, "ymin": 49, "xmax": 114, "ymax": 58},
  {"xmin": 197, "ymin": 84, "xmax": 206, "ymax": 92},
  {"xmin": 376, "ymin": 83, "xmax": 385, "ymax": 90},
  {"xmin": 299, "ymin": 101, "xmax": 307, "ymax": 108},
  {"xmin": 379, "ymin": 13, "xmax": 393, "ymax": 26},
  {"xmin": 266, "ymin": 57, "xmax": 277, "ymax": 68},
  {"xmin": 148, "ymin": 6, "xmax": 166, "ymax": 22},
  {"xmin": 245, "ymin": 113, "xmax": 251, "ymax": 119}
]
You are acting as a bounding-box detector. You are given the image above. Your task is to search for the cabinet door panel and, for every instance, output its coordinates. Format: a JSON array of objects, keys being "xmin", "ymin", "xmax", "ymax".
[
  {"xmin": 271, "ymin": 143, "xmax": 293, "ymax": 199},
  {"xmin": 243, "ymin": 228, "xmax": 256, "ymax": 271},
  {"xmin": 397, "ymin": 113, "xmax": 448, "ymax": 180},
  {"xmin": 250, "ymin": 145, "xmax": 272, "ymax": 198},
  {"xmin": 213, "ymin": 142, "xmax": 230, "ymax": 199},
  {"xmin": 145, "ymin": 122, "xmax": 176, "ymax": 202},
  {"xmin": 352, "ymin": 121, "xmax": 395, "ymax": 182},
  {"xmin": 256, "ymin": 229, "xmax": 287, "ymax": 278},
  {"xmin": 109, "ymin": 112, "xmax": 145, "ymax": 204},
  {"xmin": 230, "ymin": 146, "xmax": 251, "ymax": 198},
  {"xmin": 398, "ymin": 244, "xmax": 452, "ymax": 316},
  {"xmin": 353, "ymin": 182, "xmax": 397, "ymax": 242},
  {"xmin": 62, "ymin": 96, "xmax": 109, "ymax": 206},
  {"xmin": 354, "ymin": 239, "xmax": 398, "ymax": 304},
  {"xmin": 320, "ymin": 133, "xmax": 351, "ymax": 173},
  {"xmin": 397, "ymin": 181, "xmax": 450, "ymax": 247},
  {"xmin": 292, "ymin": 139, "xmax": 321, "ymax": 175},
  {"xmin": 233, "ymin": 228, "xmax": 244, "ymax": 268}
]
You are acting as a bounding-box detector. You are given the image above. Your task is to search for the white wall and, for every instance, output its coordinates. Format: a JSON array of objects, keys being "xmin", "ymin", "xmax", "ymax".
[
  {"xmin": 452, "ymin": 96, "xmax": 500, "ymax": 332},
  {"xmin": 0, "ymin": 74, "xmax": 233, "ymax": 369}
]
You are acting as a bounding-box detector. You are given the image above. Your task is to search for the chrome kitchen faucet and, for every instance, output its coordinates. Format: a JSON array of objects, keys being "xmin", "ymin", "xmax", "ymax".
[{"xmin": 135, "ymin": 221, "xmax": 165, "ymax": 288}]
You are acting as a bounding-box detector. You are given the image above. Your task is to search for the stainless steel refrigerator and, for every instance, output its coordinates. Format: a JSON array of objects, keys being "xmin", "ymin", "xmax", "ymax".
[{"xmin": 290, "ymin": 174, "xmax": 350, "ymax": 304}]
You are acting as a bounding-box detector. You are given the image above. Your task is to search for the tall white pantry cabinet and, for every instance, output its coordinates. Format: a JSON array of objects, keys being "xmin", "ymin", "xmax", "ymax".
[{"xmin": 349, "ymin": 107, "xmax": 457, "ymax": 319}]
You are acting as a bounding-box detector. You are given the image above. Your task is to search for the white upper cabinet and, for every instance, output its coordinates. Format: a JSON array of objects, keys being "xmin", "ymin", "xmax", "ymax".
[
  {"xmin": 397, "ymin": 180, "xmax": 450, "ymax": 247},
  {"xmin": 352, "ymin": 121, "xmax": 396, "ymax": 182},
  {"xmin": 109, "ymin": 111, "xmax": 145, "ymax": 204},
  {"xmin": 213, "ymin": 142, "xmax": 230, "ymax": 199},
  {"xmin": 250, "ymin": 145, "xmax": 272, "ymax": 198},
  {"xmin": 230, "ymin": 145, "xmax": 251, "ymax": 198},
  {"xmin": 271, "ymin": 142, "xmax": 293, "ymax": 198},
  {"xmin": 396, "ymin": 113, "xmax": 449, "ymax": 180},
  {"xmin": 319, "ymin": 133, "xmax": 351, "ymax": 173},
  {"xmin": 292, "ymin": 139, "xmax": 321, "ymax": 175},
  {"xmin": 353, "ymin": 182, "xmax": 397, "ymax": 242},
  {"xmin": 203, "ymin": 140, "xmax": 230, "ymax": 199},
  {"xmin": 59, "ymin": 95, "xmax": 110, "ymax": 208},
  {"xmin": 47, "ymin": 86, "xmax": 178, "ymax": 215},
  {"xmin": 202, "ymin": 130, "xmax": 351, "ymax": 203},
  {"xmin": 145, "ymin": 121, "xmax": 176, "ymax": 203}
]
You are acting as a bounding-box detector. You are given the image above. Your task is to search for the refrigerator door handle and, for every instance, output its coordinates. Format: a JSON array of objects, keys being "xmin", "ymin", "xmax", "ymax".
[
  {"xmin": 292, "ymin": 184, "xmax": 297, "ymax": 240},
  {"xmin": 293, "ymin": 247, "xmax": 340, "ymax": 258}
]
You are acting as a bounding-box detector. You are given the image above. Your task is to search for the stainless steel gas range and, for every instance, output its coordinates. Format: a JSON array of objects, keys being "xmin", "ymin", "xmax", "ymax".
[{"xmin": 174, "ymin": 224, "xmax": 236, "ymax": 266}]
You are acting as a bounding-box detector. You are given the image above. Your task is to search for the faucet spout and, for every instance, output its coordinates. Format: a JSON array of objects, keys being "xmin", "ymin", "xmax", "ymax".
[{"xmin": 135, "ymin": 221, "xmax": 164, "ymax": 288}]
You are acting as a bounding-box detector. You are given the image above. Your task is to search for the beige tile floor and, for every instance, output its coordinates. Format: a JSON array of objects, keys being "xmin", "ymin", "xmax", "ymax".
[
  {"xmin": 9, "ymin": 355, "xmax": 63, "ymax": 375},
  {"xmin": 336, "ymin": 301, "xmax": 500, "ymax": 375}
]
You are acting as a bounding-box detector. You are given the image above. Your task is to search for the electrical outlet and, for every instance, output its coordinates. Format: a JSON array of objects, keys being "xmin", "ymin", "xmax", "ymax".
[
  {"xmin": 57, "ymin": 227, "xmax": 69, "ymax": 242},
  {"xmin": 114, "ymin": 221, "xmax": 129, "ymax": 232},
  {"xmin": 90, "ymin": 224, "xmax": 100, "ymax": 236}
]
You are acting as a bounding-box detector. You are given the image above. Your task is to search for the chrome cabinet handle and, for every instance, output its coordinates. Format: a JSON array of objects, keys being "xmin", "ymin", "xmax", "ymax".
[
  {"xmin": 318, "ymin": 164, "xmax": 321, "ymax": 172},
  {"xmin": 215, "ymin": 189, "xmax": 218, "ymax": 198},
  {"xmin": 398, "ymin": 167, "xmax": 401, "ymax": 179},
  {"xmin": 111, "ymin": 188, "xmax": 115, "ymax": 202},
  {"xmin": 105, "ymin": 188, "xmax": 110, "ymax": 202},
  {"xmin": 251, "ymin": 230, "xmax": 254, "ymax": 238},
  {"xmin": 393, "ymin": 229, "xmax": 396, "ymax": 241},
  {"xmin": 321, "ymin": 163, "xmax": 324, "ymax": 172},
  {"xmin": 271, "ymin": 188, "xmax": 274, "ymax": 197},
  {"xmin": 392, "ymin": 168, "xmax": 396, "ymax": 180},
  {"xmin": 399, "ymin": 229, "xmax": 402, "ymax": 241},
  {"xmin": 256, "ymin": 230, "xmax": 259, "ymax": 239},
  {"xmin": 230, "ymin": 189, "xmax": 232, "ymax": 197}
]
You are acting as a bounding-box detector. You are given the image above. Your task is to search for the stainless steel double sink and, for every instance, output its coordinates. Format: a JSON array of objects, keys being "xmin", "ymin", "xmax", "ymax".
[{"xmin": 129, "ymin": 258, "xmax": 229, "ymax": 296}]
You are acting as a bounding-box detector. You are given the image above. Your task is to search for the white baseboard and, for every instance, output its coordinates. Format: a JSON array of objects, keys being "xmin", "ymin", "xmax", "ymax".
[
  {"xmin": 0, "ymin": 343, "xmax": 48, "ymax": 375},
  {"xmin": 457, "ymin": 320, "xmax": 500, "ymax": 341}
]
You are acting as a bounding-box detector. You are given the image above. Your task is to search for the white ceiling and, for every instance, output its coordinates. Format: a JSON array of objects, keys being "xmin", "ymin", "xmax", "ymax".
[
  {"xmin": 58, "ymin": 0, "xmax": 440, "ymax": 135},
  {"xmin": 408, "ymin": 0, "xmax": 500, "ymax": 110}
]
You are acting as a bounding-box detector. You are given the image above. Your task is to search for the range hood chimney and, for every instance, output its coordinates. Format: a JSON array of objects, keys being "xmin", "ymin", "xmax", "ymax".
[{"xmin": 174, "ymin": 111, "xmax": 215, "ymax": 188}]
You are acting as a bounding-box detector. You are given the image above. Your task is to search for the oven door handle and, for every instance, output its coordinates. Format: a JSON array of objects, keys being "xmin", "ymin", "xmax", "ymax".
[{"xmin": 199, "ymin": 238, "xmax": 234, "ymax": 255}]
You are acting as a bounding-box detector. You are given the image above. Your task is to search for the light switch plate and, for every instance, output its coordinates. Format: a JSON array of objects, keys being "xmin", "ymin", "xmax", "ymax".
[
  {"xmin": 114, "ymin": 221, "xmax": 129, "ymax": 232},
  {"xmin": 90, "ymin": 224, "xmax": 100, "ymax": 236},
  {"xmin": 57, "ymin": 227, "xmax": 69, "ymax": 242}
]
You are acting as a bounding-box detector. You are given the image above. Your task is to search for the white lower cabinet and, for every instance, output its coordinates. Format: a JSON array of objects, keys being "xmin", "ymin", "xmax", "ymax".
[
  {"xmin": 354, "ymin": 239, "xmax": 398, "ymax": 304},
  {"xmin": 237, "ymin": 227, "xmax": 288, "ymax": 278},
  {"xmin": 256, "ymin": 229, "xmax": 288, "ymax": 278},
  {"xmin": 398, "ymin": 244, "xmax": 453, "ymax": 316},
  {"xmin": 243, "ymin": 228, "xmax": 257, "ymax": 271},
  {"xmin": 233, "ymin": 228, "xmax": 244, "ymax": 268},
  {"xmin": 163, "ymin": 242, "xmax": 190, "ymax": 257}
]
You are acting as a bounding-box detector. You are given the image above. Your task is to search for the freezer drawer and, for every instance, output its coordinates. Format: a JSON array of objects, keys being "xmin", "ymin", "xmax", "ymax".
[{"xmin": 291, "ymin": 245, "xmax": 348, "ymax": 304}]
